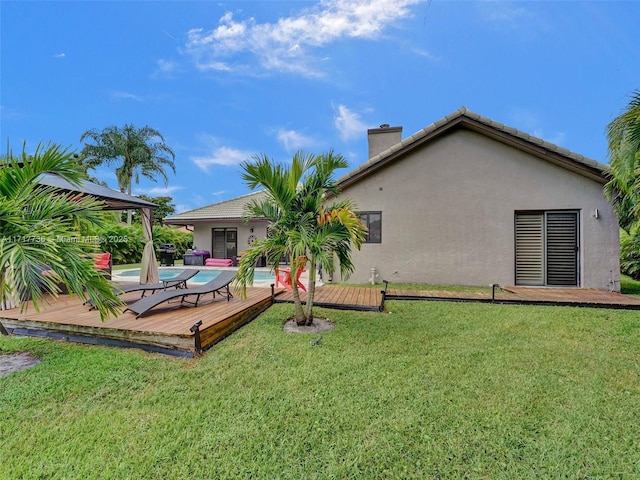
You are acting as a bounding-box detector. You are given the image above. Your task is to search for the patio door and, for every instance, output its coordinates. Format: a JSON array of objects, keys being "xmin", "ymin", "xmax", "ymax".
[
  {"xmin": 212, "ymin": 228, "xmax": 237, "ymax": 260},
  {"xmin": 515, "ymin": 211, "xmax": 579, "ymax": 286}
]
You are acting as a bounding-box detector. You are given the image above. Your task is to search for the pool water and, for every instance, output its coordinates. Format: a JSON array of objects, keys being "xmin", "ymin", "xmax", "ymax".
[{"xmin": 117, "ymin": 268, "xmax": 275, "ymax": 283}]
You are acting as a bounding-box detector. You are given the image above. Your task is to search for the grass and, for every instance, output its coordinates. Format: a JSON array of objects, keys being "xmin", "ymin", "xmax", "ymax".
[
  {"xmin": 112, "ymin": 262, "xmax": 141, "ymax": 270},
  {"xmin": 621, "ymin": 273, "xmax": 640, "ymax": 296},
  {"xmin": 2, "ymin": 301, "xmax": 640, "ymax": 478},
  {"xmin": 340, "ymin": 281, "xmax": 493, "ymax": 293}
]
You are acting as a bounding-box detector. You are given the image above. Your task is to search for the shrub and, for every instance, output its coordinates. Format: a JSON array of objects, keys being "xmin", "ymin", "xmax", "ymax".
[
  {"xmin": 620, "ymin": 228, "xmax": 640, "ymax": 279},
  {"xmin": 152, "ymin": 226, "xmax": 193, "ymax": 257}
]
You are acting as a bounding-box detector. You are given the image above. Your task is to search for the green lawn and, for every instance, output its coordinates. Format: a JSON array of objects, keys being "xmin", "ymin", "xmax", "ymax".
[
  {"xmin": 621, "ymin": 273, "xmax": 640, "ymax": 296},
  {"xmin": 2, "ymin": 301, "xmax": 640, "ymax": 478}
]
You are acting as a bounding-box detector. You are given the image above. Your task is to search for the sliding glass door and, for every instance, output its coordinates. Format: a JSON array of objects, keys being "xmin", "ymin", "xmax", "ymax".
[{"xmin": 212, "ymin": 228, "xmax": 237, "ymax": 260}]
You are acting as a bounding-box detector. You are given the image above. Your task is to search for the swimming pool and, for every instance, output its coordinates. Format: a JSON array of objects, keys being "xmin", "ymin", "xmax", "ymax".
[{"xmin": 114, "ymin": 267, "xmax": 275, "ymax": 285}]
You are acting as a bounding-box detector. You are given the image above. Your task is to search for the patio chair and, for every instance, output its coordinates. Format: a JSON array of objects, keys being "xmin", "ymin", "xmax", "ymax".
[
  {"xmin": 93, "ymin": 252, "xmax": 112, "ymax": 280},
  {"xmin": 124, "ymin": 270, "xmax": 236, "ymax": 318},
  {"xmin": 118, "ymin": 269, "xmax": 200, "ymax": 298},
  {"xmin": 275, "ymin": 256, "xmax": 307, "ymax": 292}
]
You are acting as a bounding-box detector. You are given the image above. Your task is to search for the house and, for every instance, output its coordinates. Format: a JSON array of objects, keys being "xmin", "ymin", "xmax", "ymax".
[
  {"xmin": 165, "ymin": 107, "xmax": 620, "ymax": 291},
  {"xmin": 164, "ymin": 191, "xmax": 268, "ymax": 264},
  {"xmin": 333, "ymin": 107, "xmax": 620, "ymax": 290}
]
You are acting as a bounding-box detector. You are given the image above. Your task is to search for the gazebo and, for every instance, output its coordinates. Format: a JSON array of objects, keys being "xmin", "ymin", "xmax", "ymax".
[{"xmin": 38, "ymin": 173, "xmax": 159, "ymax": 284}]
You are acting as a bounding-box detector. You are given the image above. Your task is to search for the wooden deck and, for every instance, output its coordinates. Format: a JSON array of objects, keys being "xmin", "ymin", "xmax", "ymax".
[
  {"xmin": 387, "ymin": 286, "xmax": 640, "ymax": 310},
  {"xmin": 3, "ymin": 284, "xmax": 638, "ymax": 358},
  {"xmin": 0, "ymin": 288, "xmax": 276, "ymax": 357},
  {"xmin": 275, "ymin": 285, "xmax": 384, "ymax": 311}
]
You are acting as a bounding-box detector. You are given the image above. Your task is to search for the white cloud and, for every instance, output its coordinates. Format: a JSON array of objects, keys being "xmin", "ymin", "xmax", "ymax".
[
  {"xmin": 192, "ymin": 146, "xmax": 254, "ymax": 172},
  {"xmin": 479, "ymin": 2, "xmax": 528, "ymax": 23},
  {"xmin": 175, "ymin": 192, "xmax": 221, "ymax": 213},
  {"xmin": 509, "ymin": 108, "xmax": 565, "ymax": 147},
  {"xmin": 184, "ymin": 0, "xmax": 423, "ymax": 77},
  {"xmin": 195, "ymin": 60, "xmax": 232, "ymax": 72},
  {"xmin": 0, "ymin": 105, "xmax": 23, "ymax": 121},
  {"xmin": 111, "ymin": 91, "xmax": 144, "ymax": 102},
  {"xmin": 152, "ymin": 59, "xmax": 181, "ymax": 79},
  {"xmin": 174, "ymin": 203, "xmax": 192, "ymax": 214},
  {"xmin": 476, "ymin": 2, "xmax": 544, "ymax": 34},
  {"xmin": 334, "ymin": 104, "xmax": 369, "ymax": 141},
  {"xmin": 53, "ymin": 53, "xmax": 66, "ymax": 59},
  {"xmin": 412, "ymin": 47, "xmax": 439, "ymax": 61},
  {"xmin": 155, "ymin": 59, "xmax": 177, "ymax": 74},
  {"xmin": 276, "ymin": 128, "xmax": 317, "ymax": 152},
  {"xmin": 135, "ymin": 185, "xmax": 184, "ymax": 196}
]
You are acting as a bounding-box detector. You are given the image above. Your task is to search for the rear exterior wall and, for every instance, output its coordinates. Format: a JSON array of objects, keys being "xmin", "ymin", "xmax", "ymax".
[{"xmin": 335, "ymin": 129, "xmax": 620, "ymax": 290}]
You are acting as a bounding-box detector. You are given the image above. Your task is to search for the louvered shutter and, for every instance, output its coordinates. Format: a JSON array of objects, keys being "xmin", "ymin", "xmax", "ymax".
[
  {"xmin": 546, "ymin": 212, "xmax": 578, "ymax": 286},
  {"xmin": 515, "ymin": 213, "xmax": 544, "ymax": 285}
]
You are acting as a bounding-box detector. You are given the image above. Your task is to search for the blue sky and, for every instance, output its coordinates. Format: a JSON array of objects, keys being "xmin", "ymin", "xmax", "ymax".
[{"xmin": 2, "ymin": 1, "xmax": 639, "ymax": 215}]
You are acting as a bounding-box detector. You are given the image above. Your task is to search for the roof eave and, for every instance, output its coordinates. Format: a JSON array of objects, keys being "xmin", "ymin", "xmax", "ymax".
[{"xmin": 163, "ymin": 217, "xmax": 268, "ymax": 226}]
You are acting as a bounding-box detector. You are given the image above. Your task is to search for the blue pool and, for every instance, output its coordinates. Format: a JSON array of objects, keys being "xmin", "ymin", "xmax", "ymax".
[{"xmin": 116, "ymin": 267, "xmax": 275, "ymax": 284}]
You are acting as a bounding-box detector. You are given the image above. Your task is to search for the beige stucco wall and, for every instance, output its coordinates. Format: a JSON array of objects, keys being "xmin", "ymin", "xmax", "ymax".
[
  {"xmin": 335, "ymin": 129, "xmax": 620, "ymax": 290},
  {"xmin": 192, "ymin": 220, "xmax": 269, "ymax": 257}
]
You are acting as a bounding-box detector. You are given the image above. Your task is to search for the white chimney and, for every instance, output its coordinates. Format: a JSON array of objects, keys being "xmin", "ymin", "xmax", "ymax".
[{"xmin": 368, "ymin": 124, "xmax": 402, "ymax": 159}]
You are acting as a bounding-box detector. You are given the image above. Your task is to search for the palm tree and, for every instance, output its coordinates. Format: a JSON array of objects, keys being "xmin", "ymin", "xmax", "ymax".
[
  {"xmin": 0, "ymin": 143, "xmax": 123, "ymax": 320},
  {"xmin": 233, "ymin": 150, "xmax": 366, "ymax": 326},
  {"xmin": 604, "ymin": 89, "xmax": 640, "ymax": 232},
  {"xmin": 80, "ymin": 125, "xmax": 176, "ymax": 225}
]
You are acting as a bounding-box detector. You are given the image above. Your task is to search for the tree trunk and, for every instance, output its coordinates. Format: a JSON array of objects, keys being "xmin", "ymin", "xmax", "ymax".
[
  {"xmin": 291, "ymin": 280, "xmax": 306, "ymax": 325},
  {"xmin": 304, "ymin": 258, "xmax": 317, "ymax": 325},
  {"xmin": 289, "ymin": 259, "xmax": 306, "ymax": 325},
  {"xmin": 126, "ymin": 176, "xmax": 133, "ymax": 226}
]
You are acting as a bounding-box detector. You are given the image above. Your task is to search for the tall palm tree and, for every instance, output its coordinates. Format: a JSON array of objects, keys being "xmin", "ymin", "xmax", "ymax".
[
  {"xmin": 0, "ymin": 144, "xmax": 123, "ymax": 320},
  {"xmin": 604, "ymin": 89, "xmax": 640, "ymax": 232},
  {"xmin": 80, "ymin": 124, "xmax": 176, "ymax": 225},
  {"xmin": 233, "ymin": 150, "xmax": 366, "ymax": 326}
]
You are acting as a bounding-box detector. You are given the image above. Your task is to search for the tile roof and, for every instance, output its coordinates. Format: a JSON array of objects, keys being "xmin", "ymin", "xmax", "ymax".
[
  {"xmin": 164, "ymin": 190, "xmax": 266, "ymax": 224},
  {"xmin": 338, "ymin": 106, "xmax": 609, "ymax": 188}
]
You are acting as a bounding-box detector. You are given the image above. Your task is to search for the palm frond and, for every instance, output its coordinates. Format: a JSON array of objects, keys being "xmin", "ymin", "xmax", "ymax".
[
  {"xmin": 1, "ymin": 144, "xmax": 123, "ymax": 319},
  {"xmin": 238, "ymin": 148, "xmax": 363, "ymax": 323}
]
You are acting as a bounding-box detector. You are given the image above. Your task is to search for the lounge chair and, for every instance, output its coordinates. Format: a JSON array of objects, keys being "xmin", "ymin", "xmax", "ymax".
[
  {"xmin": 275, "ymin": 256, "xmax": 307, "ymax": 292},
  {"xmin": 124, "ymin": 270, "xmax": 236, "ymax": 318},
  {"xmin": 118, "ymin": 269, "xmax": 200, "ymax": 298},
  {"xmin": 85, "ymin": 269, "xmax": 201, "ymax": 310}
]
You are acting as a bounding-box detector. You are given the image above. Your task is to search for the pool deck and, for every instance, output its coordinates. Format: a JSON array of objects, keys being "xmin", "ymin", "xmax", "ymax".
[
  {"xmin": 274, "ymin": 285, "xmax": 385, "ymax": 311},
  {"xmin": 0, "ymin": 288, "xmax": 279, "ymax": 357}
]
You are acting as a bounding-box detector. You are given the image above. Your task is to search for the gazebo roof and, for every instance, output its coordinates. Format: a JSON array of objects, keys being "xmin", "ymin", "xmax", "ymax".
[{"xmin": 39, "ymin": 174, "xmax": 157, "ymax": 210}]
